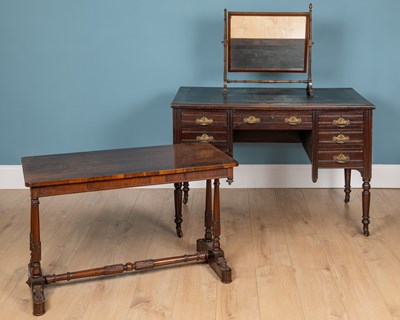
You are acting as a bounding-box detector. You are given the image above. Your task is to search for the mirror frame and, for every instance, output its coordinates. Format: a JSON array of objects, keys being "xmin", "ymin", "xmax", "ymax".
[{"xmin": 223, "ymin": 4, "xmax": 313, "ymax": 95}]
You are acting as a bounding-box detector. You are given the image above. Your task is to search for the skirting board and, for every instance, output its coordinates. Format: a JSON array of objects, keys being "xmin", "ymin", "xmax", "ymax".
[{"xmin": 1, "ymin": 164, "xmax": 399, "ymax": 189}]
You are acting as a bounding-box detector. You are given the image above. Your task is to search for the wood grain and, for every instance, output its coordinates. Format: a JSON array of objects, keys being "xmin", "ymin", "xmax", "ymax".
[{"xmin": 2, "ymin": 188, "xmax": 400, "ymax": 319}]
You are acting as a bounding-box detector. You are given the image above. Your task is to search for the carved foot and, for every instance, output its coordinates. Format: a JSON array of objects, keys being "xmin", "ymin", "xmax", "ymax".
[
  {"xmin": 32, "ymin": 284, "xmax": 45, "ymax": 316},
  {"xmin": 212, "ymin": 256, "xmax": 232, "ymax": 284},
  {"xmin": 196, "ymin": 239, "xmax": 232, "ymax": 283},
  {"xmin": 27, "ymin": 262, "xmax": 46, "ymax": 316}
]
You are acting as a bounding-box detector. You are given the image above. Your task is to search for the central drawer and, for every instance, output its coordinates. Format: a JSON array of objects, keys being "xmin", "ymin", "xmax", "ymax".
[{"xmin": 233, "ymin": 110, "xmax": 312, "ymax": 130}]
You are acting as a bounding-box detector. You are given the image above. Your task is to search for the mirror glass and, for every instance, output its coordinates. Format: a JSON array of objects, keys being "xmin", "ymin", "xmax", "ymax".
[{"xmin": 228, "ymin": 14, "xmax": 309, "ymax": 72}]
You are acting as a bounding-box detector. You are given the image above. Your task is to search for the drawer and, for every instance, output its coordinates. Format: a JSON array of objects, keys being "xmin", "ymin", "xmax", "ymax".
[
  {"xmin": 318, "ymin": 150, "xmax": 364, "ymax": 168},
  {"xmin": 181, "ymin": 110, "xmax": 228, "ymax": 129},
  {"xmin": 233, "ymin": 111, "xmax": 312, "ymax": 130},
  {"xmin": 181, "ymin": 130, "xmax": 228, "ymax": 144},
  {"xmin": 318, "ymin": 112, "xmax": 364, "ymax": 130},
  {"xmin": 318, "ymin": 131, "xmax": 364, "ymax": 148}
]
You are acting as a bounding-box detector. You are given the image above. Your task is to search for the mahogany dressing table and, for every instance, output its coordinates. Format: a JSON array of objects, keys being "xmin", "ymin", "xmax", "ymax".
[
  {"xmin": 172, "ymin": 86, "xmax": 374, "ymax": 235},
  {"xmin": 172, "ymin": 5, "xmax": 374, "ymax": 236}
]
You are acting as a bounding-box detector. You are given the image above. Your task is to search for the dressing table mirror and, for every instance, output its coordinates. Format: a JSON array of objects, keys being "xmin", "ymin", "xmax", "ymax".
[{"xmin": 224, "ymin": 4, "xmax": 313, "ymax": 95}]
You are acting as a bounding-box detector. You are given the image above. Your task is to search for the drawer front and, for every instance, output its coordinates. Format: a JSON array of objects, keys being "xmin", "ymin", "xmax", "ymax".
[
  {"xmin": 181, "ymin": 130, "xmax": 228, "ymax": 144},
  {"xmin": 181, "ymin": 110, "xmax": 228, "ymax": 129},
  {"xmin": 233, "ymin": 111, "xmax": 312, "ymax": 130},
  {"xmin": 318, "ymin": 112, "xmax": 364, "ymax": 130},
  {"xmin": 318, "ymin": 150, "xmax": 364, "ymax": 168},
  {"xmin": 181, "ymin": 130, "xmax": 229, "ymax": 155},
  {"xmin": 318, "ymin": 131, "xmax": 364, "ymax": 148}
]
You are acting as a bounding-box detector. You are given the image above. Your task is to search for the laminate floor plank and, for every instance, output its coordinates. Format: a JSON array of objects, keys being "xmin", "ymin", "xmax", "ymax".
[
  {"xmin": 171, "ymin": 189, "xmax": 217, "ymax": 320},
  {"xmin": 79, "ymin": 189, "xmax": 144, "ymax": 320},
  {"xmin": 276, "ymin": 189, "xmax": 349, "ymax": 320},
  {"xmin": 126, "ymin": 189, "xmax": 185, "ymax": 320},
  {"xmin": 1, "ymin": 189, "xmax": 400, "ymax": 320},
  {"xmin": 304, "ymin": 189, "xmax": 393, "ymax": 320},
  {"xmin": 248, "ymin": 188, "xmax": 304, "ymax": 320},
  {"xmin": 0, "ymin": 191, "xmax": 88, "ymax": 319},
  {"xmin": 346, "ymin": 189, "xmax": 400, "ymax": 319},
  {"xmin": 36, "ymin": 191, "xmax": 114, "ymax": 320}
]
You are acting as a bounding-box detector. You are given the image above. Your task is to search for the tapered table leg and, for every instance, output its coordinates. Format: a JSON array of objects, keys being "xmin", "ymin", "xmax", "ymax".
[
  {"xmin": 174, "ymin": 182, "xmax": 183, "ymax": 238},
  {"xmin": 344, "ymin": 169, "xmax": 351, "ymax": 203},
  {"xmin": 362, "ymin": 179, "xmax": 371, "ymax": 236}
]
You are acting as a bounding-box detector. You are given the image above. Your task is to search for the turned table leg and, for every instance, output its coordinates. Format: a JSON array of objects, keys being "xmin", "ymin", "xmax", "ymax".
[
  {"xmin": 183, "ymin": 182, "xmax": 190, "ymax": 204},
  {"xmin": 27, "ymin": 193, "xmax": 46, "ymax": 316},
  {"xmin": 344, "ymin": 169, "xmax": 351, "ymax": 203},
  {"xmin": 212, "ymin": 179, "xmax": 221, "ymax": 251},
  {"xmin": 204, "ymin": 180, "xmax": 213, "ymax": 241},
  {"xmin": 362, "ymin": 179, "xmax": 371, "ymax": 237},
  {"xmin": 174, "ymin": 182, "xmax": 183, "ymax": 238},
  {"xmin": 197, "ymin": 179, "xmax": 232, "ymax": 283}
]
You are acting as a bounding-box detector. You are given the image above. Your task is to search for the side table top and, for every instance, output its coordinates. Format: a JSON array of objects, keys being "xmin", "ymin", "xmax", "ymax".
[{"xmin": 22, "ymin": 143, "xmax": 238, "ymax": 188}]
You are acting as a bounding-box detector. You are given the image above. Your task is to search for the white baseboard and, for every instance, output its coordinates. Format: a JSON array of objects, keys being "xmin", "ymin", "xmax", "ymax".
[
  {"xmin": 0, "ymin": 166, "xmax": 27, "ymax": 189},
  {"xmin": 1, "ymin": 164, "xmax": 399, "ymax": 189}
]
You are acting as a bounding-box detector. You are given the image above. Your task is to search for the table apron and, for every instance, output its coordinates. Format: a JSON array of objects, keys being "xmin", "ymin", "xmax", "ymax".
[{"xmin": 33, "ymin": 168, "xmax": 233, "ymax": 198}]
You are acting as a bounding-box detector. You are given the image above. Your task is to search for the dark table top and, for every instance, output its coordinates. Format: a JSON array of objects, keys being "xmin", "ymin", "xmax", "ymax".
[
  {"xmin": 171, "ymin": 87, "xmax": 374, "ymax": 110},
  {"xmin": 22, "ymin": 144, "xmax": 238, "ymax": 188}
]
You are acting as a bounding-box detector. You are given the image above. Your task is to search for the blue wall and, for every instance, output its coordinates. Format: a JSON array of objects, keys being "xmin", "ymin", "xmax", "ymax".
[{"xmin": 0, "ymin": 0, "xmax": 399, "ymax": 164}]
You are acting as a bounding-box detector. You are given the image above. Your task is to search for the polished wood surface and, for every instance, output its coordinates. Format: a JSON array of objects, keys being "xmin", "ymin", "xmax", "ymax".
[
  {"xmin": 172, "ymin": 87, "xmax": 374, "ymax": 235},
  {"xmin": 22, "ymin": 143, "xmax": 237, "ymax": 188},
  {"xmin": 21, "ymin": 144, "xmax": 238, "ymax": 316},
  {"xmin": 2, "ymin": 188, "xmax": 400, "ymax": 319}
]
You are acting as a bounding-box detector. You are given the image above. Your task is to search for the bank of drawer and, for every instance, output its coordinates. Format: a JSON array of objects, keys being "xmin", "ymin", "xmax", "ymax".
[
  {"xmin": 181, "ymin": 110, "xmax": 228, "ymax": 129},
  {"xmin": 318, "ymin": 112, "xmax": 364, "ymax": 130},
  {"xmin": 233, "ymin": 111, "xmax": 312, "ymax": 130},
  {"xmin": 181, "ymin": 130, "xmax": 228, "ymax": 144},
  {"xmin": 318, "ymin": 131, "xmax": 364, "ymax": 148},
  {"xmin": 318, "ymin": 150, "xmax": 364, "ymax": 168}
]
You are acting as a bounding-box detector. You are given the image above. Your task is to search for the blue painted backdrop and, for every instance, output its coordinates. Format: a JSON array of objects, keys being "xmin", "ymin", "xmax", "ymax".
[{"xmin": 0, "ymin": 0, "xmax": 399, "ymax": 164}]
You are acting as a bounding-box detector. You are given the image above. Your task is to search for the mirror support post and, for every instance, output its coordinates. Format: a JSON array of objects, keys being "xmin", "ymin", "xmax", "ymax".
[
  {"xmin": 307, "ymin": 3, "xmax": 313, "ymax": 96},
  {"xmin": 223, "ymin": 9, "xmax": 228, "ymax": 93}
]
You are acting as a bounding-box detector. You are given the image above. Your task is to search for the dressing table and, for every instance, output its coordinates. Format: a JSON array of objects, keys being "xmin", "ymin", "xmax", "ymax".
[{"xmin": 171, "ymin": 5, "xmax": 374, "ymax": 236}]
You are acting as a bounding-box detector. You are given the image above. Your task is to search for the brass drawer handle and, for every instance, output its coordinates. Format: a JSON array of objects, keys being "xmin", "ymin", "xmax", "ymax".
[
  {"xmin": 333, "ymin": 117, "xmax": 351, "ymax": 128},
  {"xmin": 333, "ymin": 153, "xmax": 350, "ymax": 164},
  {"xmin": 285, "ymin": 116, "xmax": 302, "ymax": 126},
  {"xmin": 196, "ymin": 133, "xmax": 214, "ymax": 143},
  {"xmin": 243, "ymin": 116, "xmax": 261, "ymax": 124},
  {"xmin": 196, "ymin": 116, "xmax": 213, "ymax": 126},
  {"xmin": 332, "ymin": 133, "xmax": 350, "ymax": 144}
]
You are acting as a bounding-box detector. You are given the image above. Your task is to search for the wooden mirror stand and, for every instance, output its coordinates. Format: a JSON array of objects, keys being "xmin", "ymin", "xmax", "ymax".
[{"xmin": 223, "ymin": 4, "xmax": 314, "ymax": 95}]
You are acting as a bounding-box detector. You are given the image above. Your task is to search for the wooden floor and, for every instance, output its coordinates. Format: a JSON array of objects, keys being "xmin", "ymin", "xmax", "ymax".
[{"xmin": 1, "ymin": 188, "xmax": 400, "ymax": 319}]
